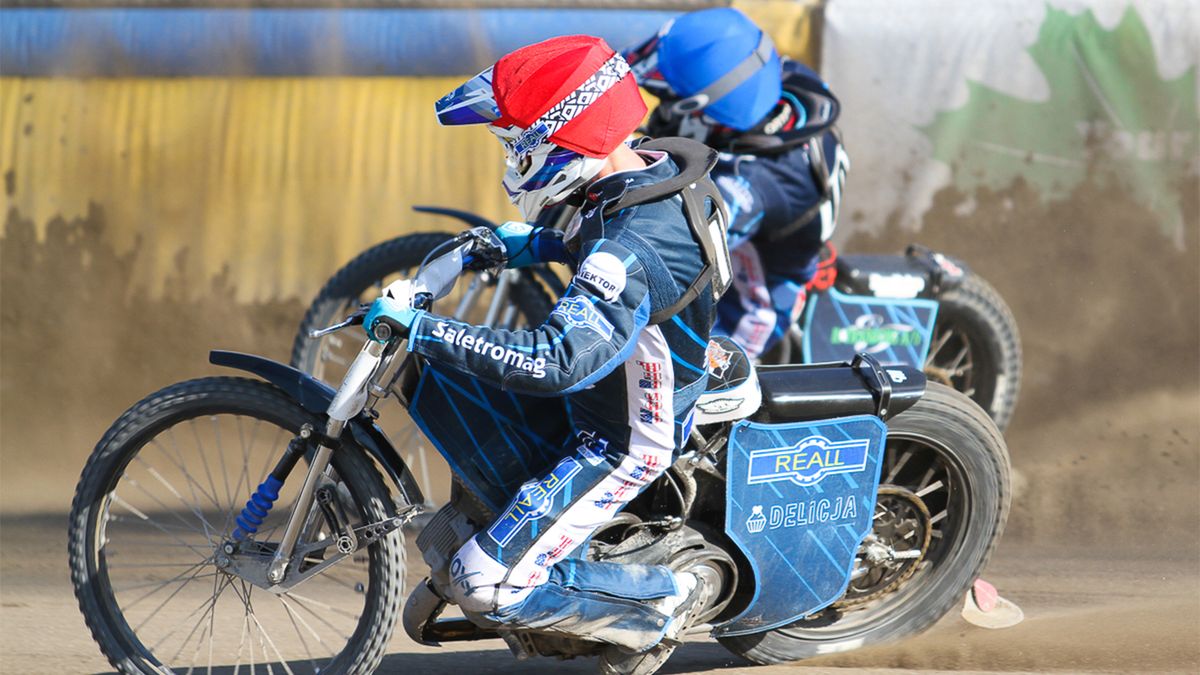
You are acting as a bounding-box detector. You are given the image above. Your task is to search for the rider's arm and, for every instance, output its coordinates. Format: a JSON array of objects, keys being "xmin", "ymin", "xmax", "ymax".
[
  {"xmin": 407, "ymin": 237, "xmax": 648, "ymax": 395},
  {"xmin": 495, "ymin": 222, "xmax": 570, "ymax": 269},
  {"xmin": 713, "ymin": 170, "xmax": 769, "ymax": 250}
]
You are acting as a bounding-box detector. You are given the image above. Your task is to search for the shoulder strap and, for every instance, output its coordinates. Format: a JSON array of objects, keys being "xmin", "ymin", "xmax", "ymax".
[
  {"xmin": 606, "ymin": 137, "xmax": 718, "ymax": 211},
  {"xmin": 587, "ymin": 137, "xmax": 732, "ymax": 324}
]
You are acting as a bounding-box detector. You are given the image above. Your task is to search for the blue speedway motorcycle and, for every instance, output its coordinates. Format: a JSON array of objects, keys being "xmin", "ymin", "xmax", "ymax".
[{"xmin": 70, "ymin": 228, "xmax": 1011, "ymax": 673}]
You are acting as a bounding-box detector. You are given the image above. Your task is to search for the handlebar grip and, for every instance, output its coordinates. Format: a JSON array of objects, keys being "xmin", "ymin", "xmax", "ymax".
[{"xmin": 412, "ymin": 292, "xmax": 434, "ymax": 311}]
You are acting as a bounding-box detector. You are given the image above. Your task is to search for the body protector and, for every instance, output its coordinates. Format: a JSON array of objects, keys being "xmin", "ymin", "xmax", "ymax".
[{"xmin": 582, "ymin": 137, "xmax": 732, "ymax": 324}]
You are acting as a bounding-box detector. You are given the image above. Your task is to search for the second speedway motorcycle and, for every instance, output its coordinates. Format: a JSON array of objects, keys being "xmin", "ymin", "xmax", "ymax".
[{"xmin": 70, "ymin": 229, "xmax": 1010, "ymax": 673}]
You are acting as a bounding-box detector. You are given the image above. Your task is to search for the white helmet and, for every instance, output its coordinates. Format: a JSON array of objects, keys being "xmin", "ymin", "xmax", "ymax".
[{"xmin": 488, "ymin": 125, "xmax": 605, "ymax": 221}]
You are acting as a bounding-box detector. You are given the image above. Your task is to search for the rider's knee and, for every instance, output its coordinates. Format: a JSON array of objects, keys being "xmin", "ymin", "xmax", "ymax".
[{"xmin": 448, "ymin": 537, "xmax": 532, "ymax": 613}]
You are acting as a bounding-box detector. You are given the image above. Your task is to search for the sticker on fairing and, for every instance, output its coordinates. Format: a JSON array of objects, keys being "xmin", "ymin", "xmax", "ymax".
[
  {"xmin": 747, "ymin": 435, "xmax": 870, "ymax": 487},
  {"xmin": 717, "ymin": 415, "xmax": 887, "ymax": 637},
  {"xmin": 488, "ymin": 457, "xmax": 582, "ymax": 546}
]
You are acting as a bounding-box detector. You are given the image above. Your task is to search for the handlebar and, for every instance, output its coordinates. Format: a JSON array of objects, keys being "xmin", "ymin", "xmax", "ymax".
[{"xmin": 308, "ymin": 226, "xmax": 504, "ymax": 341}]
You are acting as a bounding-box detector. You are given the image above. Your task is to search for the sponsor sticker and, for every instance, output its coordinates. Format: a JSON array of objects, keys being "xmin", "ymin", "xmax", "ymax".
[
  {"xmin": 744, "ymin": 497, "xmax": 859, "ymax": 534},
  {"xmin": 576, "ymin": 430, "xmax": 609, "ymax": 466},
  {"xmin": 829, "ymin": 314, "xmax": 922, "ymax": 352},
  {"xmin": 716, "ymin": 174, "xmax": 755, "ymax": 214},
  {"xmin": 867, "ymin": 273, "xmax": 926, "ymax": 299},
  {"xmin": 488, "ymin": 457, "xmax": 582, "ymax": 546},
  {"xmin": 576, "ymin": 251, "xmax": 627, "ymax": 302},
  {"xmin": 430, "ymin": 321, "xmax": 547, "ymax": 378},
  {"xmin": 705, "ymin": 340, "xmax": 734, "ymax": 378},
  {"xmin": 551, "ymin": 296, "xmax": 615, "ymax": 340},
  {"xmin": 748, "ymin": 434, "xmax": 870, "ymax": 487}
]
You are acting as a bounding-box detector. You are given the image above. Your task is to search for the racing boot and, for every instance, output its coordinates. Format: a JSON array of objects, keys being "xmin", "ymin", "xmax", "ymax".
[{"xmin": 598, "ymin": 571, "xmax": 711, "ymax": 675}]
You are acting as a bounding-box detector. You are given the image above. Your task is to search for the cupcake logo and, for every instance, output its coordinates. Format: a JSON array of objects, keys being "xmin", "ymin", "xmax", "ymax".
[{"xmin": 746, "ymin": 505, "xmax": 767, "ymax": 534}]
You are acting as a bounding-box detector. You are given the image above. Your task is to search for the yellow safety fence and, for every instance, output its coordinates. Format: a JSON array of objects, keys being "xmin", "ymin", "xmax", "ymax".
[{"xmin": 0, "ymin": 1, "xmax": 819, "ymax": 302}]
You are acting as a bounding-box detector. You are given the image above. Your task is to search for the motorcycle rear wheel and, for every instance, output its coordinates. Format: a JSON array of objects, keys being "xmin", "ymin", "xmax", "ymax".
[
  {"xmin": 718, "ymin": 383, "xmax": 1010, "ymax": 664},
  {"xmin": 68, "ymin": 377, "xmax": 406, "ymax": 674},
  {"xmin": 925, "ymin": 273, "xmax": 1022, "ymax": 431}
]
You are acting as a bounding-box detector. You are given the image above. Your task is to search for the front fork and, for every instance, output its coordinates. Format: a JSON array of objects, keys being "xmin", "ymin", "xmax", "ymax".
[
  {"xmin": 266, "ymin": 418, "xmax": 344, "ymax": 584},
  {"xmin": 261, "ymin": 340, "xmax": 391, "ymax": 585}
]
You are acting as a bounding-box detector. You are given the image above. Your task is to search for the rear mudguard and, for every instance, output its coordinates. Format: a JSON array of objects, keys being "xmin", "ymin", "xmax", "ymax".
[
  {"xmin": 209, "ymin": 350, "xmax": 425, "ymax": 507},
  {"xmin": 834, "ymin": 245, "xmax": 969, "ymax": 300},
  {"xmin": 716, "ymin": 357, "xmax": 923, "ymax": 636}
]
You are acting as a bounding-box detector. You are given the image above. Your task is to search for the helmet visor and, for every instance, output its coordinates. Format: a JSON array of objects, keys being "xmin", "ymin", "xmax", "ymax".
[{"xmin": 435, "ymin": 67, "xmax": 501, "ymax": 126}]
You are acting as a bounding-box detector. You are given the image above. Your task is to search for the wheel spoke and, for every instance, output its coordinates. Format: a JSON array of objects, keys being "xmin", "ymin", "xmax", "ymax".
[
  {"xmin": 885, "ymin": 447, "xmax": 914, "ymax": 484},
  {"xmin": 110, "ymin": 493, "xmax": 212, "ymax": 560},
  {"xmin": 925, "ymin": 328, "xmax": 954, "ymax": 366},
  {"xmin": 130, "ymin": 563, "xmax": 215, "ymax": 630},
  {"xmin": 915, "ymin": 480, "xmax": 944, "ymax": 498}
]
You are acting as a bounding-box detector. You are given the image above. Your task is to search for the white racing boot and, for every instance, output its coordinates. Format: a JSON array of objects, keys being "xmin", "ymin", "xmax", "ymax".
[{"xmin": 598, "ymin": 571, "xmax": 711, "ymax": 675}]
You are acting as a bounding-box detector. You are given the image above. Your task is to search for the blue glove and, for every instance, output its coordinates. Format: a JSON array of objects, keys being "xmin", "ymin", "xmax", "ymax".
[
  {"xmin": 364, "ymin": 296, "xmax": 422, "ymax": 342},
  {"xmin": 495, "ymin": 221, "xmax": 540, "ymax": 269}
]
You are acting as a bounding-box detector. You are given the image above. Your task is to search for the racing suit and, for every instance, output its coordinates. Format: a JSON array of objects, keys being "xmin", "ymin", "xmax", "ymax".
[
  {"xmin": 711, "ymin": 63, "xmax": 847, "ymax": 359},
  {"xmin": 405, "ymin": 147, "xmax": 715, "ymax": 651}
]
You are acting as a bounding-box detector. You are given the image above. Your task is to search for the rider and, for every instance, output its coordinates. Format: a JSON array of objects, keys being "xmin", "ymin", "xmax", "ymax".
[
  {"xmin": 365, "ymin": 35, "xmax": 727, "ymax": 670},
  {"xmin": 625, "ymin": 7, "xmax": 849, "ymax": 360}
]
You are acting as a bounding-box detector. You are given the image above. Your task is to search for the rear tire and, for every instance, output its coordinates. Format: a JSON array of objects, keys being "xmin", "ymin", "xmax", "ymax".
[
  {"xmin": 718, "ymin": 383, "xmax": 1010, "ymax": 664},
  {"xmin": 69, "ymin": 377, "xmax": 406, "ymax": 674},
  {"xmin": 926, "ymin": 274, "xmax": 1022, "ymax": 431}
]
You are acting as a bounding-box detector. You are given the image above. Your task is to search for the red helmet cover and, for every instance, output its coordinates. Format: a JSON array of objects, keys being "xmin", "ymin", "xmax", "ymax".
[{"xmin": 492, "ymin": 35, "xmax": 646, "ymax": 158}]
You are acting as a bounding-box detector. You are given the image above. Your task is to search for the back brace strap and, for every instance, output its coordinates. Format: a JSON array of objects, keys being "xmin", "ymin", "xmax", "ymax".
[{"xmin": 590, "ymin": 137, "xmax": 732, "ymax": 324}]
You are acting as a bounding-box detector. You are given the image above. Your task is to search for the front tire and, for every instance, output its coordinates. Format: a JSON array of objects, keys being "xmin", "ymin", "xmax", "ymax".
[
  {"xmin": 718, "ymin": 383, "xmax": 1010, "ymax": 664},
  {"xmin": 69, "ymin": 377, "xmax": 406, "ymax": 674}
]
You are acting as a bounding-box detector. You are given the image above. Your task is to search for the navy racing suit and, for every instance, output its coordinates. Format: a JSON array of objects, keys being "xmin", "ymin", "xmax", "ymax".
[
  {"xmin": 711, "ymin": 60, "xmax": 848, "ymax": 359},
  {"xmin": 405, "ymin": 147, "xmax": 716, "ymax": 651}
]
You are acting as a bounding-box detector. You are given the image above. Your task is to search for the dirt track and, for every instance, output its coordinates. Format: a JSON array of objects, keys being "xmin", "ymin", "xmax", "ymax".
[
  {"xmin": 2, "ymin": 386, "xmax": 1196, "ymax": 673},
  {"xmin": 2, "ymin": 513, "xmax": 1197, "ymax": 674}
]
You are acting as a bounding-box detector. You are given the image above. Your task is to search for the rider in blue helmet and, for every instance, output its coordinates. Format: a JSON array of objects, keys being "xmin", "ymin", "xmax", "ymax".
[{"xmin": 626, "ymin": 7, "xmax": 849, "ymax": 360}]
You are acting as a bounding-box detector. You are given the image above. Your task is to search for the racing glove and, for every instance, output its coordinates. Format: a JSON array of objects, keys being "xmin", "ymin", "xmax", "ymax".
[
  {"xmin": 365, "ymin": 280, "xmax": 424, "ymax": 342},
  {"xmin": 494, "ymin": 221, "xmax": 566, "ymax": 268}
]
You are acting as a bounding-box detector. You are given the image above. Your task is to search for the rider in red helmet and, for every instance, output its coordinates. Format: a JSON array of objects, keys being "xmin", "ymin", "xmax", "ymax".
[{"xmin": 367, "ymin": 35, "xmax": 730, "ymax": 673}]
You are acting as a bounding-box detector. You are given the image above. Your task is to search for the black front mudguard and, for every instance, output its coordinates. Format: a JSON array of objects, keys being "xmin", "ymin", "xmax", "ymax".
[{"xmin": 209, "ymin": 350, "xmax": 425, "ymax": 507}]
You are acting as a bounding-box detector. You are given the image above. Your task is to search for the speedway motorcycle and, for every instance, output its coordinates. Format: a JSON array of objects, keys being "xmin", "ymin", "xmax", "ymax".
[{"xmin": 70, "ymin": 228, "xmax": 1010, "ymax": 673}]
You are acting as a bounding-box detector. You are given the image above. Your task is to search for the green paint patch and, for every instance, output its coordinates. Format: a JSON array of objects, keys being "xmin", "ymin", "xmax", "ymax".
[{"xmin": 923, "ymin": 5, "xmax": 1197, "ymax": 239}]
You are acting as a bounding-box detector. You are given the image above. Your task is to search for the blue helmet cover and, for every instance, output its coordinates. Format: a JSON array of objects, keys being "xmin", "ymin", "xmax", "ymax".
[{"xmin": 656, "ymin": 8, "xmax": 782, "ymax": 130}]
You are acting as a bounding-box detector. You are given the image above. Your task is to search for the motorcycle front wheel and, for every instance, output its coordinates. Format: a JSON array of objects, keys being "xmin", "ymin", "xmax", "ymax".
[
  {"xmin": 68, "ymin": 377, "xmax": 406, "ymax": 674},
  {"xmin": 718, "ymin": 383, "xmax": 1011, "ymax": 664}
]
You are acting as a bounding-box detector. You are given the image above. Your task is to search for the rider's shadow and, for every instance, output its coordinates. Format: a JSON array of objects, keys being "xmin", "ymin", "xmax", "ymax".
[
  {"xmin": 373, "ymin": 642, "xmax": 753, "ymax": 674},
  {"xmin": 93, "ymin": 642, "xmax": 752, "ymax": 674}
]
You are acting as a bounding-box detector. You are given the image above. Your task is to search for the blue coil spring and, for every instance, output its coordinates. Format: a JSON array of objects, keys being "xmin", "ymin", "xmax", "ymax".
[{"xmin": 232, "ymin": 475, "xmax": 284, "ymax": 541}]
